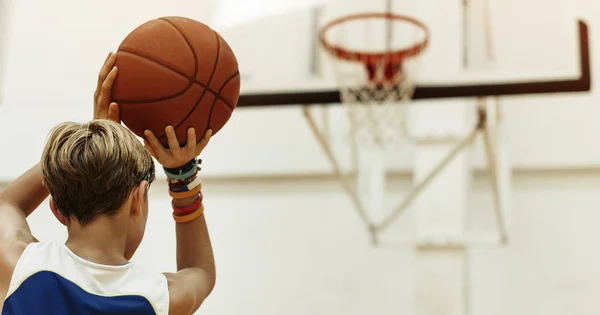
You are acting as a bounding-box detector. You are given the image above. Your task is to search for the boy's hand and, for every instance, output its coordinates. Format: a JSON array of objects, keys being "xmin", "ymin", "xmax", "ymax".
[
  {"xmin": 144, "ymin": 126, "xmax": 212, "ymax": 169},
  {"xmin": 94, "ymin": 52, "xmax": 120, "ymax": 123}
]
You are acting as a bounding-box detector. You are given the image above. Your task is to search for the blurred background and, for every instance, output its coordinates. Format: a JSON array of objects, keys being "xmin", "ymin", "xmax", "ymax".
[{"xmin": 0, "ymin": 0, "xmax": 599, "ymax": 314}]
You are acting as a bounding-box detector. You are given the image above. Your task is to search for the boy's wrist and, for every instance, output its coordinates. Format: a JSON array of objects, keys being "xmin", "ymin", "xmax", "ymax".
[{"xmin": 169, "ymin": 159, "xmax": 204, "ymax": 223}]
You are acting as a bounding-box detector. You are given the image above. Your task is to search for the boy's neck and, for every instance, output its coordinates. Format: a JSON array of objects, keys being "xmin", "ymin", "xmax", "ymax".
[{"xmin": 65, "ymin": 216, "xmax": 130, "ymax": 266}]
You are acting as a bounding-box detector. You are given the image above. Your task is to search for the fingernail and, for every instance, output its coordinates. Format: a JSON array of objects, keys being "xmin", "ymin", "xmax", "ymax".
[{"xmin": 144, "ymin": 130, "xmax": 150, "ymax": 136}]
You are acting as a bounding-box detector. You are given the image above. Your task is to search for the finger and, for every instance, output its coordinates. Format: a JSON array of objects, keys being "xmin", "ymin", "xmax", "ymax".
[
  {"xmin": 102, "ymin": 66, "xmax": 118, "ymax": 94},
  {"xmin": 185, "ymin": 128, "xmax": 197, "ymax": 152},
  {"xmin": 103, "ymin": 51, "xmax": 113, "ymax": 65},
  {"xmin": 144, "ymin": 130, "xmax": 169, "ymax": 161},
  {"xmin": 195, "ymin": 129, "xmax": 212, "ymax": 154},
  {"xmin": 96, "ymin": 67, "xmax": 118, "ymax": 118},
  {"xmin": 165, "ymin": 126, "xmax": 181, "ymax": 153},
  {"xmin": 144, "ymin": 139, "xmax": 159, "ymax": 160},
  {"xmin": 95, "ymin": 54, "xmax": 116, "ymax": 106},
  {"xmin": 96, "ymin": 52, "xmax": 116, "ymax": 93},
  {"xmin": 108, "ymin": 103, "xmax": 120, "ymax": 123}
]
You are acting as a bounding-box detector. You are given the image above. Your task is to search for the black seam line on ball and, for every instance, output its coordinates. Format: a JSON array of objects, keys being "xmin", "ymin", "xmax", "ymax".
[
  {"xmin": 159, "ymin": 30, "xmax": 221, "ymax": 141},
  {"xmin": 116, "ymin": 48, "xmax": 235, "ymax": 110}
]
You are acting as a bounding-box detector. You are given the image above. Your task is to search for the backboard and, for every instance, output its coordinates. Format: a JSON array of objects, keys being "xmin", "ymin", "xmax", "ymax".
[{"xmin": 207, "ymin": 0, "xmax": 590, "ymax": 106}]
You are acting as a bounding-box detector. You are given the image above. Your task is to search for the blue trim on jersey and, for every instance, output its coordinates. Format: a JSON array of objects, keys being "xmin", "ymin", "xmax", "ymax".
[{"xmin": 2, "ymin": 271, "xmax": 156, "ymax": 315}]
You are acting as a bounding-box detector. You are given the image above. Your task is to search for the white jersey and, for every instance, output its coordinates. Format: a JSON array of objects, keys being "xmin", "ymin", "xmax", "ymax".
[{"xmin": 2, "ymin": 242, "xmax": 169, "ymax": 315}]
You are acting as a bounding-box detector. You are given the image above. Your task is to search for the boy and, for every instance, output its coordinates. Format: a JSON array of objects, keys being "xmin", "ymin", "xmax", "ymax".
[{"xmin": 0, "ymin": 52, "xmax": 214, "ymax": 314}]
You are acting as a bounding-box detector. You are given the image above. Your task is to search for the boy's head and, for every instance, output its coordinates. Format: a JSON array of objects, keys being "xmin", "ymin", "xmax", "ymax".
[{"xmin": 41, "ymin": 120, "xmax": 155, "ymax": 259}]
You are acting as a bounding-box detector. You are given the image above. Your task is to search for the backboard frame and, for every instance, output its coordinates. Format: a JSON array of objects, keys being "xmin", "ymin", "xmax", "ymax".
[{"xmin": 237, "ymin": 20, "xmax": 590, "ymax": 107}]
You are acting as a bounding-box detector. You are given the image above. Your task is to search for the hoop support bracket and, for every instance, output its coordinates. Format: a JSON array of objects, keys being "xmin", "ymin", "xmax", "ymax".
[{"xmin": 302, "ymin": 99, "xmax": 509, "ymax": 246}]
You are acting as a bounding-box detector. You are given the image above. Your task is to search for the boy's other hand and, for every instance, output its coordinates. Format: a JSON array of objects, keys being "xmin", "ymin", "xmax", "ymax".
[{"xmin": 94, "ymin": 52, "xmax": 120, "ymax": 123}]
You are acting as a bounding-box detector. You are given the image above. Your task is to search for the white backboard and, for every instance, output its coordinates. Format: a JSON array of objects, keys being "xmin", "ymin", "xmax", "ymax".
[{"xmin": 209, "ymin": 0, "xmax": 581, "ymax": 95}]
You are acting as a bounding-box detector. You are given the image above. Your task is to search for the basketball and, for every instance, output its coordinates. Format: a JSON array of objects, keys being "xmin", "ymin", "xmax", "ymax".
[{"xmin": 112, "ymin": 16, "xmax": 240, "ymax": 147}]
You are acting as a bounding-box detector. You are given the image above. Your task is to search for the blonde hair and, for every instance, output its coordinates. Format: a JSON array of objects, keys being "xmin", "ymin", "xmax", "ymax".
[{"xmin": 41, "ymin": 120, "xmax": 155, "ymax": 225}]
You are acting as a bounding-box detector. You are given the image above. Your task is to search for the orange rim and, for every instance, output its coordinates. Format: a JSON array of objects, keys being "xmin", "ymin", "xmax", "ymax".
[{"xmin": 319, "ymin": 12, "xmax": 430, "ymax": 65}]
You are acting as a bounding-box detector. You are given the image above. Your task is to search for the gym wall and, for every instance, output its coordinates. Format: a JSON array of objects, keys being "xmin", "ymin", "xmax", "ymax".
[{"xmin": 0, "ymin": 0, "xmax": 15, "ymax": 105}]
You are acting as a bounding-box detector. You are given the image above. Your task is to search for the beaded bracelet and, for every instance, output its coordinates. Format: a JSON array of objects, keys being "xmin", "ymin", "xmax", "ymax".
[
  {"xmin": 164, "ymin": 158, "xmax": 202, "ymax": 180},
  {"xmin": 164, "ymin": 158, "xmax": 197, "ymax": 174},
  {"xmin": 171, "ymin": 176, "xmax": 202, "ymax": 193},
  {"xmin": 164, "ymin": 159, "xmax": 198, "ymax": 180},
  {"xmin": 168, "ymin": 171, "xmax": 198, "ymax": 190}
]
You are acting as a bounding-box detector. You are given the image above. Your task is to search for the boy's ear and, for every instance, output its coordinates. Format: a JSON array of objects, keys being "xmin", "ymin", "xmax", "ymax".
[
  {"xmin": 49, "ymin": 197, "xmax": 67, "ymax": 226},
  {"xmin": 131, "ymin": 182, "xmax": 148, "ymax": 217}
]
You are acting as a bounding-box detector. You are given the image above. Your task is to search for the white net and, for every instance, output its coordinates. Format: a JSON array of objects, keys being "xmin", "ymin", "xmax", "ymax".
[
  {"xmin": 321, "ymin": 14, "xmax": 428, "ymax": 150},
  {"xmin": 336, "ymin": 58, "xmax": 417, "ymax": 149}
]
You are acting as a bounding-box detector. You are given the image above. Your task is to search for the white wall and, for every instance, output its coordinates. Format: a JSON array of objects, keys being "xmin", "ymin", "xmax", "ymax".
[{"xmin": 0, "ymin": 0, "xmax": 14, "ymax": 104}]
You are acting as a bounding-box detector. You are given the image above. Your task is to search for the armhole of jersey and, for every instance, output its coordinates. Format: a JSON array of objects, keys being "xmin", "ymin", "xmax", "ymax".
[
  {"xmin": 4, "ymin": 242, "xmax": 36, "ymax": 299},
  {"xmin": 161, "ymin": 273, "xmax": 171, "ymax": 315}
]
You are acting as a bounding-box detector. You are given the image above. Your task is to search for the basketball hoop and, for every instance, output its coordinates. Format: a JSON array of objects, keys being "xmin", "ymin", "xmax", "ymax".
[
  {"xmin": 304, "ymin": 13, "xmax": 512, "ymax": 246},
  {"xmin": 319, "ymin": 13, "xmax": 430, "ymax": 148}
]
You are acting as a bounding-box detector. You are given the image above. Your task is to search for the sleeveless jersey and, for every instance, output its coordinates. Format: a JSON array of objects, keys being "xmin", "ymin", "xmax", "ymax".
[{"xmin": 2, "ymin": 242, "xmax": 169, "ymax": 315}]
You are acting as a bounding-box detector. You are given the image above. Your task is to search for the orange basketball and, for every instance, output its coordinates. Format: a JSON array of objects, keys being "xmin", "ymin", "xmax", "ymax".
[{"xmin": 112, "ymin": 16, "xmax": 240, "ymax": 146}]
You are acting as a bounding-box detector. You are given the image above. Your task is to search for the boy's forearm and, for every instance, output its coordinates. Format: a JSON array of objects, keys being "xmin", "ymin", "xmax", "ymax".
[
  {"xmin": 173, "ymin": 196, "xmax": 215, "ymax": 276},
  {"xmin": 0, "ymin": 163, "xmax": 49, "ymax": 217}
]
